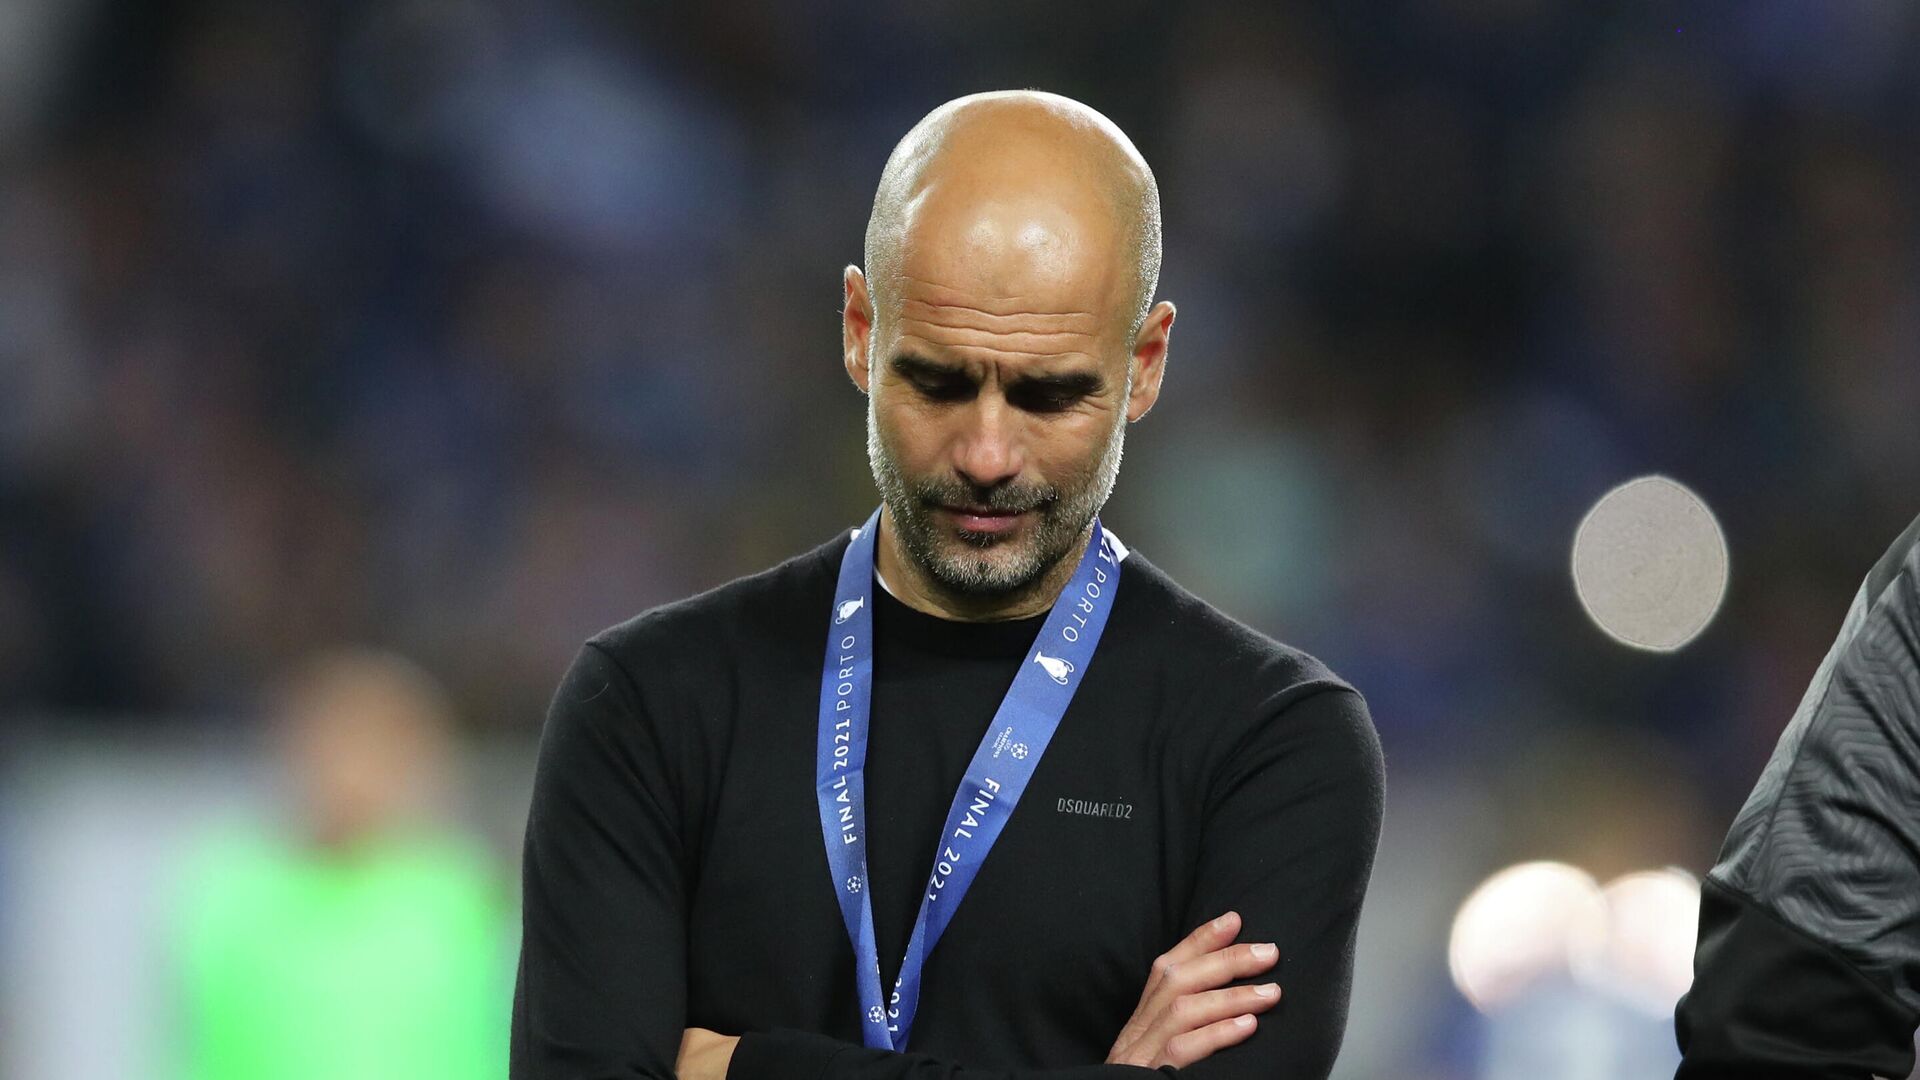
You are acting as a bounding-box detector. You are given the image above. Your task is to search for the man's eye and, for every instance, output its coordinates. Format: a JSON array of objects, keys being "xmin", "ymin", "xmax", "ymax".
[
  {"xmin": 1010, "ymin": 386, "xmax": 1081, "ymax": 413},
  {"xmin": 914, "ymin": 378, "xmax": 973, "ymax": 401}
]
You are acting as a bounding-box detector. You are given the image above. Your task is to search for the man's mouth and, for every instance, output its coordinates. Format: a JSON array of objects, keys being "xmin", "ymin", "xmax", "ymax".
[{"xmin": 939, "ymin": 505, "xmax": 1028, "ymax": 535}]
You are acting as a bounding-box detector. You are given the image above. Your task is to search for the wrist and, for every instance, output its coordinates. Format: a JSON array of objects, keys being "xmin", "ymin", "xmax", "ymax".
[{"xmin": 714, "ymin": 1034, "xmax": 740, "ymax": 1080}]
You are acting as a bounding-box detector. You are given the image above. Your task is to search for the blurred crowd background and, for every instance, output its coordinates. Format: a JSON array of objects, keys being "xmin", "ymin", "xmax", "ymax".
[{"xmin": 2, "ymin": 1, "xmax": 1917, "ymax": 1077}]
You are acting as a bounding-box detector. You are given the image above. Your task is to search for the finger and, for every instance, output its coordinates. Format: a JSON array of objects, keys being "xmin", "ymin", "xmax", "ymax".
[
  {"xmin": 1169, "ymin": 983, "xmax": 1283, "ymax": 1034},
  {"xmin": 1139, "ymin": 980, "xmax": 1280, "ymax": 1056},
  {"xmin": 1168, "ymin": 911, "xmax": 1241, "ymax": 965},
  {"xmin": 1162, "ymin": 1013, "xmax": 1261, "ymax": 1069},
  {"xmin": 1134, "ymin": 922, "xmax": 1268, "ymax": 1040},
  {"xmin": 1141, "ymin": 919, "xmax": 1224, "ymax": 1004},
  {"xmin": 1160, "ymin": 941, "xmax": 1280, "ymax": 995}
]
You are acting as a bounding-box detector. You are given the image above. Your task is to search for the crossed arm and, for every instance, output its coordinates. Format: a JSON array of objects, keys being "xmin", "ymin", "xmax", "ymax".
[
  {"xmin": 510, "ymin": 643, "xmax": 1384, "ymax": 1080},
  {"xmin": 676, "ymin": 911, "xmax": 1284, "ymax": 1078}
]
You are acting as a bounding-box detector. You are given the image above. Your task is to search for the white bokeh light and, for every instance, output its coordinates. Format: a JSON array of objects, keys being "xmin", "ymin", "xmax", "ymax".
[
  {"xmin": 1448, "ymin": 861, "xmax": 1609, "ymax": 1014},
  {"xmin": 1571, "ymin": 475, "xmax": 1729, "ymax": 652},
  {"xmin": 1573, "ymin": 868, "xmax": 1703, "ymax": 1017}
]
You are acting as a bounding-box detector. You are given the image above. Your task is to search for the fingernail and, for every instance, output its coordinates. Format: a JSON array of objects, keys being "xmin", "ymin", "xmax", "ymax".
[
  {"xmin": 1234, "ymin": 1014, "xmax": 1255, "ymax": 1028},
  {"xmin": 1252, "ymin": 942, "xmax": 1277, "ymax": 961},
  {"xmin": 1255, "ymin": 983, "xmax": 1279, "ymax": 998},
  {"xmin": 1213, "ymin": 912, "xmax": 1236, "ymax": 931}
]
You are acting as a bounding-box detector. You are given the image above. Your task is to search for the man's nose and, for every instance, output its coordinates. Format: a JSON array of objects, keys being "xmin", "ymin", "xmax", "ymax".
[{"xmin": 952, "ymin": 397, "xmax": 1024, "ymax": 490}]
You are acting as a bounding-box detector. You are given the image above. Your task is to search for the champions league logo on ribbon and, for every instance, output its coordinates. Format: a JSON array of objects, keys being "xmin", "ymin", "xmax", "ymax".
[
  {"xmin": 1032, "ymin": 651, "xmax": 1074, "ymax": 685},
  {"xmin": 987, "ymin": 725, "xmax": 1031, "ymax": 760},
  {"xmin": 814, "ymin": 508, "xmax": 1122, "ymax": 1051}
]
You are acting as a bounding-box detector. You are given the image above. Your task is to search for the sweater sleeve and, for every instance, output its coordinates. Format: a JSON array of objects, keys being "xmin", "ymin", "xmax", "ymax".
[
  {"xmin": 511, "ymin": 642, "xmax": 692, "ymax": 1080},
  {"xmin": 1174, "ymin": 685, "xmax": 1384, "ymax": 1079},
  {"xmin": 1675, "ymin": 512, "xmax": 1920, "ymax": 1078},
  {"xmin": 727, "ymin": 686, "xmax": 1385, "ymax": 1080}
]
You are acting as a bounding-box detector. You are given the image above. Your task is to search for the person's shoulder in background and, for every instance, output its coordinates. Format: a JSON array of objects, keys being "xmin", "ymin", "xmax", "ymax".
[
  {"xmin": 1677, "ymin": 508, "xmax": 1920, "ymax": 1078},
  {"xmin": 1862, "ymin": 509, "xmax": 1920, "ymax": 608}
]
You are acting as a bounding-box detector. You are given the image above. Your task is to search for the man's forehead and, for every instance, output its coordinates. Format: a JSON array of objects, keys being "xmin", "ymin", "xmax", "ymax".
[
  {"xmin": 887, "ymin": 276, "xmax": 1106, "ymax": 373},
  {"xmin": 891, "ymin": 192, "xmax": 1125, "ymax": 324}
]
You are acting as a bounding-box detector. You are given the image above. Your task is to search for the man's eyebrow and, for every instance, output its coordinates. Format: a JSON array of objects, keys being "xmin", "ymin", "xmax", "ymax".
[
  {"xmin": 887, "ymin": 353, "xmax": 967, "ymax": 380},
  {"xmin": 887, "ymin": 353, "xmax": 1104, "ymax": 395},
  {"xmin": 1011, "ymin": 370, "xmax": 1105, "ymax": 395}
]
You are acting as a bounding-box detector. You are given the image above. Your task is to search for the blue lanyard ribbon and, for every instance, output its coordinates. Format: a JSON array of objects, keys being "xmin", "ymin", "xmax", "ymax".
[{"xmin": 815, "ymin": 507, "xmax": 1122, "ymax": 1051}]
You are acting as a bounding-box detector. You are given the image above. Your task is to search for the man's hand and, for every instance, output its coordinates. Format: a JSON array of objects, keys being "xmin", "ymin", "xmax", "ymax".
[
  {"xmin": 1106, "ymin": 910, "xmax": 1282, "ymax": 1069},
  {"xmin": 678, "ymin": 1027, "xmax": 740, "ymax": 1080}
]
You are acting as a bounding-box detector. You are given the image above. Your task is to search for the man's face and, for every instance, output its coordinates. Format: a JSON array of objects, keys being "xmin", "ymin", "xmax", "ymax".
[{"xmin": 865, "ymin": 268, "xmax": 1132, "ymax": 597}]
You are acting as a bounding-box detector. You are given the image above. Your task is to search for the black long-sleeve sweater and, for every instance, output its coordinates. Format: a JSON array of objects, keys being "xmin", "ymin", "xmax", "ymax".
[{"xmin": 510, "ymin": 528, "xmax": 1384, "ymax": 1080}]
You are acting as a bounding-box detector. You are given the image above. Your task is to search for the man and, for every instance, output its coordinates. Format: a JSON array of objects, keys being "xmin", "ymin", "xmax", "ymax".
[
  {"xmin": 174, "ymin": 650, "xmax": 510, "ymax": 1080},
  {"xmin": 1676, "ymin": 511, "xmax": 1920, "ymax": 1078},
  {"xmin": 511, "ymin": 90, "xmax": 1384, "ymax": 1080}
]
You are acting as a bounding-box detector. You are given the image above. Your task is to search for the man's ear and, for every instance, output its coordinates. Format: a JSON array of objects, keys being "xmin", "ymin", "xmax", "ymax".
[
  {"xmin": 843, "ymin": 265, "xmax": 875, "ymax": 394},
  {"xmin": 1126, "ymin": 300, "xmax": 1175, "ymax": 422}
]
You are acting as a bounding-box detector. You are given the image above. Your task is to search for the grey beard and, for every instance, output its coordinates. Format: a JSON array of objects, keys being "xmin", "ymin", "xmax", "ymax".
[{"xmin": 867, "ymin": 395, "xmax": 1126, "ymax": 597}]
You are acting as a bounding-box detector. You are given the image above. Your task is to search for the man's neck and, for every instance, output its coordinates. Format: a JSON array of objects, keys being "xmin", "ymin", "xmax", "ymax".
[{"xmin": 874, "ymin": 505, "xmax": 1091, "ymax": 623}]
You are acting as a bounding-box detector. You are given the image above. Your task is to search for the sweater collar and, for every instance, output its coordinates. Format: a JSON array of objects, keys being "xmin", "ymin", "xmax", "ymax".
[{"xmin": 870, "ymin": 572, "xmax": 1052, "ymax": 660}]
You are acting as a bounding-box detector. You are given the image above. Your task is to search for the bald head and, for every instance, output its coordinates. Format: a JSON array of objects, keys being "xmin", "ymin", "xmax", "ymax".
[
  {"xmin": 845, "ymin": 93, "xmax": 1175, "ymax": 618},
  {"xmin": 863, "ymin": 91, "xmax": 1162, "ymax": 341}
]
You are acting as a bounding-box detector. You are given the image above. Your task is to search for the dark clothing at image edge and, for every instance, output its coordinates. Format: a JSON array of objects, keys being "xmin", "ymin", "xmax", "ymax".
[{"xmin": 1677, "ymin": 511, "xmax": 1920, "ymax": 1078}]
